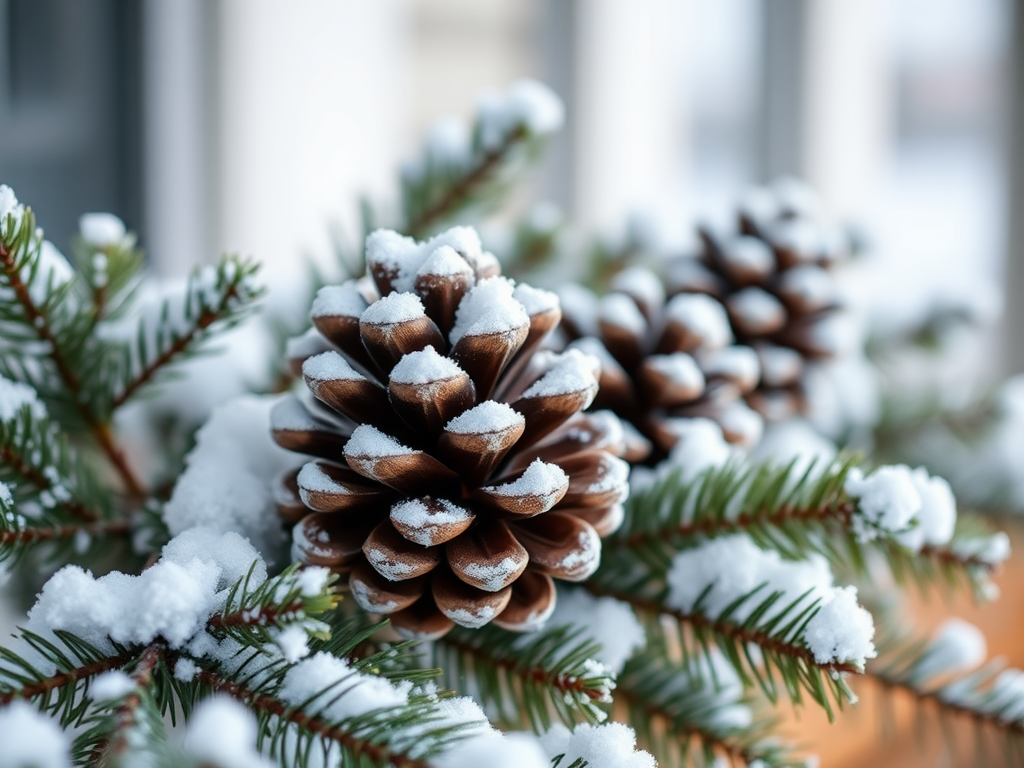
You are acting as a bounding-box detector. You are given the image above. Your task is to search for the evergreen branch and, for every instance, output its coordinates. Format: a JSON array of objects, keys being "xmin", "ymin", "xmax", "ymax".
[
  {"xmin": 196, "ymin": 668, "xmax": 433, "ymax": 768},
  {"xmin": 405, "ymin": 125, "xmax": 527, "ymax": 238},
  {"xmin": 863, "ymin": 622, "xmax": 1024, "ymax": 763},
  {"xmin": 616, "ymin": 457, "xmax": 1004, "ymax": 598},
  {"xmin": 433, "ymin": 624, "xmax": 614, "ymax": 730},
  {"xmin": 584, "ymin": 579, "xmax": 857, "ymax": 718},
  {"xmin": 90, "ymin": 643, "xmax": 165, "ymax": 763},
  {"xmin": 0, "ymin": 214, "xmax": 144, "ymax": 497},
  {"xmin": 107, "ymin": 257, "xmax": 262, "ymax": 411},
  {"xmin": 0, "ymin": 654, "xmax": 131, "ymax": 709},
  {"xmin": 0, "ymin": 403, "xmax": 115, "ymax": 523},
  {"xmin": 616, "ymin": 647, "xmax": 803, "ymax": 768}
]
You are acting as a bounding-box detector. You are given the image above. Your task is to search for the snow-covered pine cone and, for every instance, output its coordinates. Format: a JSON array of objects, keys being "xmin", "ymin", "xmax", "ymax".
[
  {"xmin": 272, "ymin": 227, "xmax": 630, "ymax": 639},
  {"xmin": 557, "ymin": 266, "xmax": 763, "ymax": 464},
  {"xmin": 668, "ymin": 179, "xmax": 847, "ymax": 420}
]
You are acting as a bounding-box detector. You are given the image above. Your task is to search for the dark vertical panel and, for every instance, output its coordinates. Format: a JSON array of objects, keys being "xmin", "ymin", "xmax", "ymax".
[
  {"xmin": 0, "ymin": 0, "xmax": 141, "ymax": 252},
  {"xmin": 1005, "ymin": 1, "xmax": 1024, "ymax": 373}
]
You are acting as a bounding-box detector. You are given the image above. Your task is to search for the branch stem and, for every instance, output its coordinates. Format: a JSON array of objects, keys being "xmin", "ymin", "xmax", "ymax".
[
  {"xmin": 0, "ymin": 242, "xmax": 145, "ymax": 497},
  {"xmin": 0, "ymin": 653, "xmax": 133, "ymax": 706},
  {"xmin": 0, "ymin": 519, "xmax": 131, "ymax": 546},
  {"xmin": 195, "ymin": 669, "xmax": 431, "ymax": 768},
  {"xmin": 584, "ymin": 584, "xmax": 859, "ymax": 677},
  {"xmin": 1, "ymin": 445, "xmax": 100, "ymax": 523}
]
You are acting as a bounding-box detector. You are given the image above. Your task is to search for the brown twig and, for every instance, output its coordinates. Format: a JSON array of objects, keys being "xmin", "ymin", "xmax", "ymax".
[
  {"xmin": 1, "ymin": 445, "xmax": 100, "ymax": 523},
  {"xmin": 0, "ymin": 243, "xmax": 145, "ymax": 497},
  {"xmin": 0, "ymin": 653, "xmax": 133, "ymax": 707},
  {"xmin": 438, "ymin": 633, "xmax": 608, "ymax": 703},
  {"xmin": 207, "ymin": 601, "xmax": 303, "ymax": 630},
  {"xmin": 0, "ymin": 519, "xmax": 131, "ymax": 547},
  {"xmin": 109, "ymin": 285, "xmax": 241, "ymax": 410},
  {"xmin": 104, "ymin": 643, "xmax": 164, "ymax": 759},
  {"xmin": 622, "ymin": 502, "xmax": 856, "ymax": 549},
  {"xmin": 868, "ymin": 669, "xmax": 1024, "ymax": 738},
  {"xmin": 195, "ymin": 668, "xmax": 432, "ymax": 768},
  {"xmin": 405, "ymin": 126, "xmax": 526, "ymax": 239}
]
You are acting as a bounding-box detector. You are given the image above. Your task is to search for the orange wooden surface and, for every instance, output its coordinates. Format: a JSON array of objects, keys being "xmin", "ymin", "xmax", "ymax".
[{"xmin": 781, "ymin": 525, "xmax": 1024, "ymax": 767}]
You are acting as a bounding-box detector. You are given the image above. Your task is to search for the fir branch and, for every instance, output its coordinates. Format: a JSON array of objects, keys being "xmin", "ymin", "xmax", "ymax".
[
  {"xmin": 863, "ymin": 623, "xmax": 1024, "ymax": 763},
  {"xmin": 0, "ymin": 654, "xmax": 132, "ymax": 709},
  {"xmin": 107, "ymin": 257, "xmax": 262, "ymax": 411},
  {"xmin": 405, "ymin": 125, "xmax": 527, "ymax": 239},
  {"xmin": 433, "ymin": 624, "xmax": 614, "ymax": 730},
  {"xmin": 616, "ymin": 458, "xmax": 1004, "ymax": 599},
  {"xmin": 196, "ymin": 668, "xmax": 433, "ymax": 768},
  {"xmin": 616, "ymin": 647, "xmax": 803, "ymax": 768},
  {"xmin": 93, "ymin": 643, "xmax": 165, "ymax": 762},
  {"xmin": 0, "ymin": 212, "xmax": 144, "ymax": 496},
  {"xmin": 0, "ymin": 402, "xmax": 115, "ymax": 524},
  {"xmin": 583, "ymin": 579, "xmax": 857, "ymax": 718}
]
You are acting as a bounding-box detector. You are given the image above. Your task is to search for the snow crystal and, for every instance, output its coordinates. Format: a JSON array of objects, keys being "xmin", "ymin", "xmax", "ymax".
[
  {"xmin": 79, "ymin": 212, "xmax": 127, "ymax": 248},
  {"xmin": 952, "ymin": 531, "xmax": 1011, "ymax": 567},
  {"xmin": 723, "ymin": 236, "xmax": 773, "ymax": 274},
  {"xmin": 273, "ymin": 625, "xmax": 311, "ymax": 663},
  {"xmin": 648, "ymin": 353, "xmax": 704, "ymax": 390},
  {"xmin": 423, "ymin": 226, "xmax": 483, "ymax": 264},
  {"xmin": 540, "ymin": 722, "xmax": 655, "ymax": 768},
  {"xmin": 460, "ymin": 557, "xmax": 524, "ymax": 592},
  {"xmin": 418, "ymin": 245, "xmax": 473, "ymax": 277},
  {"xmin": 661, "ymin": 418, "xmax": 735, "ymax": 482},
  {"xmin": 311, "ymin": 281, "xmax": 369, "ymax": 319},
  {"xmin": 803, "ymin": 586, "xmax": 876, "ymax": 665},
  {"xmin": 748, "ymin": 419, "xmax": 836, "ymax": 476},
  {"xmin": 915, "ymin": 619, "xmax": 987, "ymax": 681},
  {"xmin": 486, "ymin": 459, "xmax": 567, "ymax": 501},
  {"xmin": 0, "ymin": 481, "xmax": 11, "ymax": 508},
  {"xmin": 164, "ymin": 395, "xmax": 298, "ymax": 564},
  {"xmin": 303, "ymin": 350, "xmax": 365, "ymax": 386},
  {"xmin": 845, "ymin": 465, "xmax": 957, "ymax": 550},
  {"xmin": 390, "ymin": 499, "xmax": 473, "ymax": 547},
  {"xmin": 26, "ymin": 240, "xmax": 75, "ymax": 305},
  {"xmin": 476, "ymin": 79, "xmax": 564, "ymax": 151},
  {"xmin": 521, "ymin": 349, "xmax": 599, "ymax": 403},
  {"xmin": 702, "ymin": 345, "xmax": 760, "ymax": 384},
  {"xmin": 361, "ymin": 292, "xmax": 425, "ymax": 325},
  {"xmin": 666, "ymin": 535, "xmax": 876, "ymax": 666},
  {"xmin": 0, "ymin": 701, "xmax": 69, "ymax": 768},
  {"xmin": 174, "ymin": 657, "xmax": 199, "ymax": 683},
  {"xmin": 664, "ymin": 293, "xmax": 733, "ymax": 349},
  {"xmin": 297, "ymin": 462, "xmax": 345, "ymax": 495},
  {"xmin": 445, "ymin": 605, "xmax": 498, "ymax": 628},
  {"xmin": 436, "ymin": 731, "xmax": 549, "ymax": 768},
  {"xmin": 611, "ymin": 267, "xmax": 665, "ymax": 311},
  {"xmin": 270, "ymin": 396, "xmax": 320, "ymax": 432},
  {"xmin": 547, "ymin": 589, "xmax": 644, "ymax": 674},
  {"xmin": 588, "ymin": 455, "xmax": 630, "ymax": 497},
  {"xmin": 728, "ymin": 287, "xmax": 786, "ymax": 327},
  {"xmin": 0, "ymin": 375, "xmax": 47, "ymax": 422},
  {"xmin": 0, "ymin": 184, "xmax": 26, "ymax": 231},
  {"xmin": 557, "ymin": 283, "xmax": 601, "ymax": 337},
  {"xmin": 286, "ymin": 328, "xmax": 333, "ymax": 363},
  {"xmin": 90, "ymin": 670, "xmax": 136, "ymax": 701},
  {"xmin": 446, "ymin": 400, "xmax": 524, "ymax": 435},
  {"xmin": 512, "ymin": 283, "xmax": 559, "ymax": 316},
  {"xmin": 779, "ymin": 265, "xmax": 834, "ymax": 306},
  {"xmin": 770, "ymin": 218, "xmax": 820, "ymax": 258},
  {"xmin": 599, "ymin": 293, "xmax": 647, "ymax": 335},
  {"xmin": 345, "ymin": 425, "xmax": 415, "ymax": 459},
  {"xmin": 450, "ymin": 277, "xmax": 529, "ymax": 345},
  {"xmin": 391, "ymin": 346, "xmax": 464, "ymax": 384},
  {"xmin": 757, "ymin": 345, "xmax": 803, "ymax": 386},
  {"xmin": 989, "ymin": 670, "xmax": 1024, "ymax": 722},
  {"xmin": 183, "ymin": 696, "xmax": 273, "ymax": 768},
  {"xmin": 23, "ymin": 529, "xmax": 265, "ymax": 661},
  {"xmin": 278, "ymin": 651, "xmax": 412, "ymax": 721}
]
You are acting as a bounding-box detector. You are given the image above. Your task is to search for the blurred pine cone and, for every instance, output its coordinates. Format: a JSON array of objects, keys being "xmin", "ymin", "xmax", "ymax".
[
  {"xmin": 668, "ymin": 178, "xmax": 848, "ymax": 421},
  {"xmin": 558, "ymin": 266, "xmax": 763, "ymax": 464},
  {"xmin": 272, "ymin": 227, "xmax": 630, "ymax": 639}
]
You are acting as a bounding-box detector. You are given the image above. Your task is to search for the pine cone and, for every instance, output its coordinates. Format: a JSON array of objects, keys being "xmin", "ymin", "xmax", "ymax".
[
  {"xmin": 557, "ymin": 267, "xmax": 763, "ymax": 464},
  {"xmin": 668, "ymin": 179, "xmax": 847, "ymax": 420},
  {"xmin": 272, "ymin": 227, "xmax": 630, "ymax": 639}
]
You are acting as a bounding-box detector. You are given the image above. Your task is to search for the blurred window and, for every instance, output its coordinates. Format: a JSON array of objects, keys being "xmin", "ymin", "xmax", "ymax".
[{"xmin": 0, "ymin": 0, "xmax": 141, "ymax": 250}]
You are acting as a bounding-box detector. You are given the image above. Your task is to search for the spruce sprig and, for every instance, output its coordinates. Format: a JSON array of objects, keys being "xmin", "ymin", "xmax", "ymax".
[
  {"xmin": 616, "ymin": 645, "xmax": 804, "ymax": 768},
  {"xmin": 433, "ymin": 623, "xmax": 615, "ymax": 731}
]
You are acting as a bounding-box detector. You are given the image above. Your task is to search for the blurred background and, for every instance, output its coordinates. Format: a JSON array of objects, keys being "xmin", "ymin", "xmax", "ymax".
[{"xmin": 2, "ymin": 1, "xmax": 1023, "ymax": 765}]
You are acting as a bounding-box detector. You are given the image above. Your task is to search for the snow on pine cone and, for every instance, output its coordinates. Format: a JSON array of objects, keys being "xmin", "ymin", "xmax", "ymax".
[
  {"xmin": 557, "ymin": 266, "xmax": 763, "ymax": 464},
  {"xmin": 272, "ymin": 226, "xmax": 630, "ymax": 639},
  {"xmin": 668, "ymin": 178, "xmax": 848, "ymax": 421}
]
